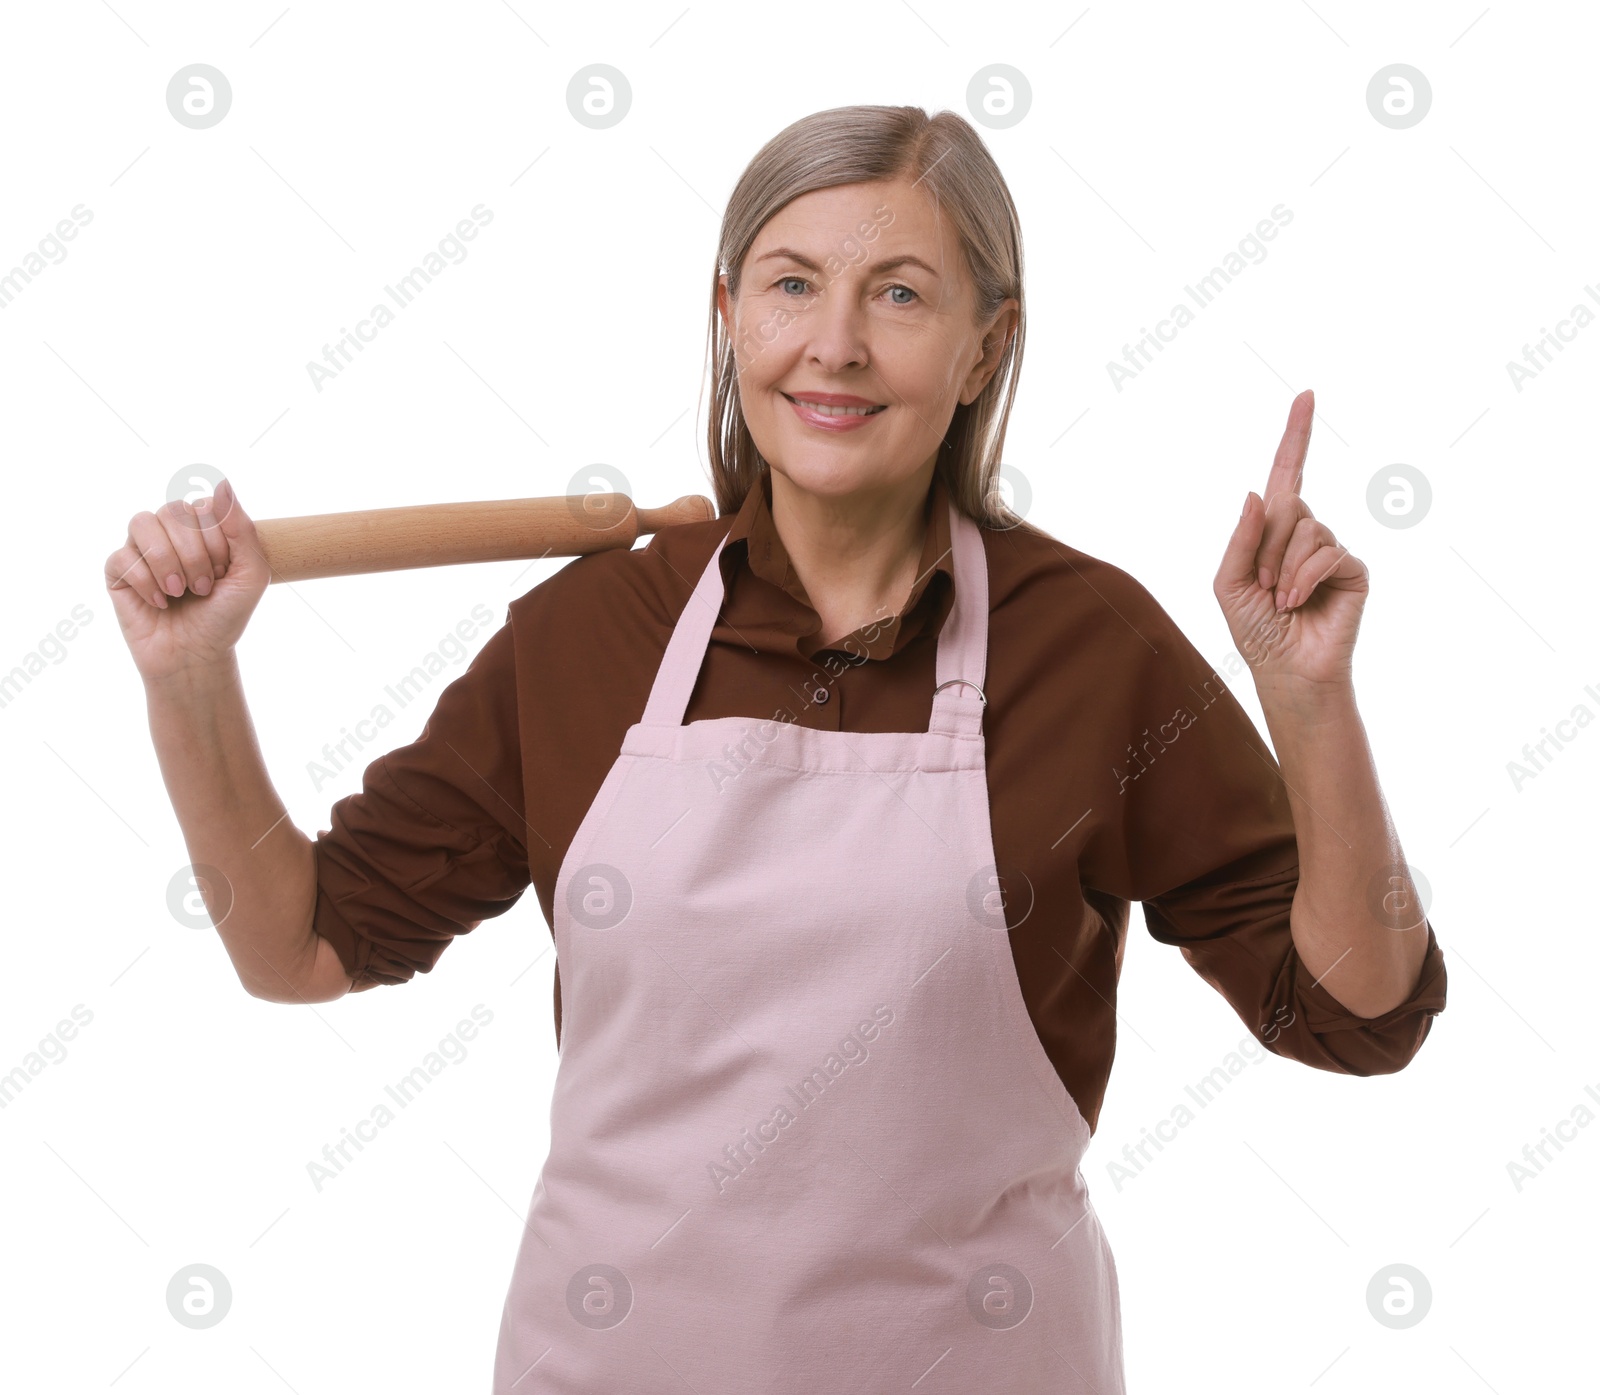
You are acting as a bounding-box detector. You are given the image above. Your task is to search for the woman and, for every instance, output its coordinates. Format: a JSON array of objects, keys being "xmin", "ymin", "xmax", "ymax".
[{"xmin": 106, "ymin": 104, "xmax": 1446, "ymax": 1391}]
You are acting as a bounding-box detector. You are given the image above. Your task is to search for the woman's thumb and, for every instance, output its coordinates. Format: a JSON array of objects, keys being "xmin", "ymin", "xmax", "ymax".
[
  {"xmin": 212, "ymin": 478, "xmax": 269, "ymax": 578},
  {"xmin": 1215, "ymin": 490, "xmax": 1264, "ymax": 599},
  {"xmin": 213, "ymin": 478, "xmax": 249, "ymax": 535}
]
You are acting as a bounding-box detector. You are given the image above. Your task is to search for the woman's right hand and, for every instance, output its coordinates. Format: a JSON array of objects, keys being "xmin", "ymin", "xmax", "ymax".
[{"xmin": 105, "ymin": 478, "xmax": 272, "ymax": 684}]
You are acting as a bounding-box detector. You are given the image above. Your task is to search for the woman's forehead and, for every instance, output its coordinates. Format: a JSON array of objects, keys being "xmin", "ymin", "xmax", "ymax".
[{"xmin": 749, "ymin": 179, "xmax": 955, "ymax": 265}]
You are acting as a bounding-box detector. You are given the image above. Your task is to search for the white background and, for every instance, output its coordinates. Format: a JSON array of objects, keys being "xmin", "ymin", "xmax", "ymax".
[{"xmin": 1, "ymin": 1, "xmax": 1593, "ymax": 1390}]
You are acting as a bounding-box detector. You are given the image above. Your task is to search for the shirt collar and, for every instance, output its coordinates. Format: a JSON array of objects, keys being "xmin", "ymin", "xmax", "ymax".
[{"xmin": 719, "ymin": 468, "xmax": 956, "ymax": 662}]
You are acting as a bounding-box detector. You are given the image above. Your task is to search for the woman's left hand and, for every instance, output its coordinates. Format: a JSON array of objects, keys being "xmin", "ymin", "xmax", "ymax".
[{"xmin": 1213, "ymin": 388, "xmax": 1369, "ymax": 693}]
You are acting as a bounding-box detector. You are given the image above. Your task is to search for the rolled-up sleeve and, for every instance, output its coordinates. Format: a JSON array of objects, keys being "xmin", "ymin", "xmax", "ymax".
[
  {"xmin": 311, "ymin": 618, "xmax": 530, "ymax": 991},
  {"xmin": 1143, "ymin": 855, "xmax": 1447, "ymax": 1074},
  {"xmin": 1102, "ymin": 581, "xmax": 1447, "ymax": 1073}
]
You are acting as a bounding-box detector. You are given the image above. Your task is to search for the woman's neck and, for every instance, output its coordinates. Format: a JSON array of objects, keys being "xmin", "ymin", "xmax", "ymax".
[{"xmin": 767, "ymin": 465, "xmax": 935, "ymax": 650}]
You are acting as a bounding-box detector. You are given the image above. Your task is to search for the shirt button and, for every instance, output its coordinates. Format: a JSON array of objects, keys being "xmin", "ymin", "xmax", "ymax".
[{"xmin": 814, "ymin": 686, "xmax": 830, "ymax": 704}]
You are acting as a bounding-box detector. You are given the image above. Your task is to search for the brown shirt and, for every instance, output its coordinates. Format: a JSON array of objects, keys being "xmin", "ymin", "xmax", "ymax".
[{"xmin": 311, "ymin": 469, "xmax": 1447, "ymax": 1134}]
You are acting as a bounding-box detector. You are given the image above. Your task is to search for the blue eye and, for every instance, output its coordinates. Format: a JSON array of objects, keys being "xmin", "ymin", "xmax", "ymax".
[{"xmin": 772, "ymin": 276, "xmax": 919, "ymax": 305}]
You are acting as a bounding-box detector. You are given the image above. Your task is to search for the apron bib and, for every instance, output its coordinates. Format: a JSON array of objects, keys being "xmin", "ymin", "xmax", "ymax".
[{"xmin": 492, "ymin": 495, "xmax": 1125, "ymax": 1393}]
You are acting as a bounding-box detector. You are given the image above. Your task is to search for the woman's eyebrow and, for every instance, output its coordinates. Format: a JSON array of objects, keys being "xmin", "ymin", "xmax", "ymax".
[{"xmin": 754, "ymin": 247, "xmax": 941, "ymax": 279}]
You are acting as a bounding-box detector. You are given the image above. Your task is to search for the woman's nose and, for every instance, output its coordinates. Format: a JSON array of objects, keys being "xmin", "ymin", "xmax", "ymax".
[{"xmin": 799, "ymin": 289, "xmax": 871, "ymax": 370}]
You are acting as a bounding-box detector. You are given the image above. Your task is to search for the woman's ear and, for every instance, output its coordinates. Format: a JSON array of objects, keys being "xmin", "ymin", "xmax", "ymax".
[{"xmin": 960, "ymin": 299, "xmax": 1019, "ymax": 404}]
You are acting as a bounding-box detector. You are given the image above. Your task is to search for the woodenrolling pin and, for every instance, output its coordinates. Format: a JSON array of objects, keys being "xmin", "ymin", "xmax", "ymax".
[{"xmin": 253, "ymin": 492, "xmax": 717, "ymax": 582}]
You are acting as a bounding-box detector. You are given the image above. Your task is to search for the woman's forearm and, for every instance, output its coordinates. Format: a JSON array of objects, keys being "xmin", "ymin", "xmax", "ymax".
[
  {"xmin": 145, "ymin": 651, "xmax": 331, "ymax": 1001},
  {"xmin": 1255, "ymin": 679, "xmax": 1431, "ymax": 1019}
]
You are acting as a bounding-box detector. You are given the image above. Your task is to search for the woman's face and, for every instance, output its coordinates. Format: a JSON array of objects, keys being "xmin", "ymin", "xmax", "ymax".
[{"xmin": 717, "ymin": 176, "xmax": 1017, "ymax": 503}]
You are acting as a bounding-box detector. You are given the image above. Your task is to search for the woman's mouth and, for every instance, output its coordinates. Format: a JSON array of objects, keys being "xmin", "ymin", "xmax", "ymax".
[{"xmin": 781, "ymin": 392, "xmax": 888, "ymax": 431}]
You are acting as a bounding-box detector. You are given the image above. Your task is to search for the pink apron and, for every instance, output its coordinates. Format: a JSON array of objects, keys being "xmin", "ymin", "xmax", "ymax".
[{"xmin": 492, "ymin": 495, "xmax": 1126, "ymax": 1392}]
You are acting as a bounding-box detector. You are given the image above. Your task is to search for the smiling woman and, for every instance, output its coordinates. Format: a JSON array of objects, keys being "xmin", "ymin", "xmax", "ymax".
[
  {"xmin": 105, "ymin": 100, "xmax": 1446, "ymax": 1395},
  {"xmin": 704, "ymin": 109, "xmax": 1025, "ymax": 649}
]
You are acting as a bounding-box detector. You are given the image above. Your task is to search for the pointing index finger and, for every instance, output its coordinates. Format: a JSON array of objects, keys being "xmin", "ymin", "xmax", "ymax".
[{"xmin": 1265, "ymin": 388, "xmax": 1315, "ymax": 505}]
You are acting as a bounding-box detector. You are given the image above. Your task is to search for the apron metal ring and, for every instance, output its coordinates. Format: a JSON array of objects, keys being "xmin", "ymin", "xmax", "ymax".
[{"xmin": 933, "ymin": 678, "xmax": 987, "ymax": 706}]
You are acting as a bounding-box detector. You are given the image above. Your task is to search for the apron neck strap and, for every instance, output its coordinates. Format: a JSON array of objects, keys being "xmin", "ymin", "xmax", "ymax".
[
  {"xmin": 642, "ymin": 491, "xmax": 989, "ymax": 738},
  {"xmin": 928, "ymin": 494, "xmax": 989, "ymax": 738}
]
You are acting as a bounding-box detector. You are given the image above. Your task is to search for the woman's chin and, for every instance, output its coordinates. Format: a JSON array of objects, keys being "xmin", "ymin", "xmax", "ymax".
[{"xmin": 768, "ymin": 453, "xmax": 922, "ymax": 500}]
